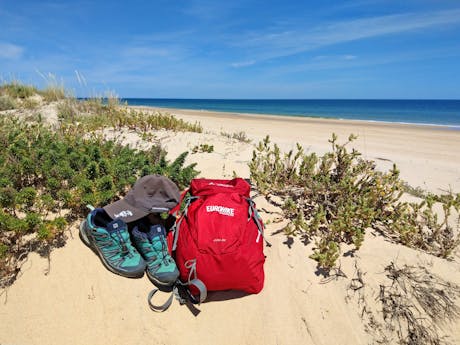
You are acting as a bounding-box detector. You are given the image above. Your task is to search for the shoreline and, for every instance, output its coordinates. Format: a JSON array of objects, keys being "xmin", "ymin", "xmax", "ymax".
[{"xmin": 128, "ymin": 105, "xmax": 460, "ymax": 131}]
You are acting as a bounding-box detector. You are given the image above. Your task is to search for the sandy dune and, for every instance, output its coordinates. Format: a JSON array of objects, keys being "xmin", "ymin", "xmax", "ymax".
[{"xmin": 1, "ymin": 107, "xmax": 459, "ymax": 345}]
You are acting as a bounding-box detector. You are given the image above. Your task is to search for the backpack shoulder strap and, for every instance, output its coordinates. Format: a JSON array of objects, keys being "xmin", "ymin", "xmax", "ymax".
[
  {"xmin": 247, "ymin": 197, "xmax": 271, "ymax": 247},
  {"xmin": 171, "ymin": 194, "xmax": 199, "ymax": 251},
  {"xmin": 170, "ymin": 188, "xmax": 190, "ymax": 216}
]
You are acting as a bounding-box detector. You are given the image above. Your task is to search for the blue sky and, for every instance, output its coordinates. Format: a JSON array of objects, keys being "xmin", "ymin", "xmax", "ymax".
[{"xmin": 1, "ymin": 0, "xmax": 460, "ymax": 99}]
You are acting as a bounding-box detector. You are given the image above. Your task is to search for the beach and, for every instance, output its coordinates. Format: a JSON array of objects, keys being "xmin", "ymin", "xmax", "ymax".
[
  {"xmin": 141, "ymin": 106, "xmax": 460, "ymax": 193},
  {"xmin": 1, "ymin": 106, "xmax": 460, "ymax": 345}
]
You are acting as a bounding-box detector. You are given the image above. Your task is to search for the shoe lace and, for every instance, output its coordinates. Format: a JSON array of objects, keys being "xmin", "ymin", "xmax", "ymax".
[
  {"xmin": 114, "ymin": 231, "xmax": 130, "ymax": 256},
  {"xmin": 93, "ymin": 230, "xmax": 133, "ymax": 265},
  {"xmin": 145, "ymin": 235, "xmax": 172, "ymax": 268}
]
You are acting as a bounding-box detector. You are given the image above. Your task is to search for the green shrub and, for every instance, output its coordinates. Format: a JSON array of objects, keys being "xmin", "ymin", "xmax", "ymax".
[
  {"xmin": 0, "ymin": 116, "xmax": 199, "ymax": 287},
  {"xmin": 250, "ymin": 134, "xmax": 460, "ymax": 270},
  {"xmin": 192, "ymin": 143, "xmax": 214, "ymax": 153},
  {"xmin": 0, "ymin": 81, "xmax": 204, "ymax": 287},
  {"xmin": 16, "ymin": 187, "xmax": 37, "ymax": 211},
  {"xmin": 0, "ymin": 243, "xmax": 8, "ymax": 259}
]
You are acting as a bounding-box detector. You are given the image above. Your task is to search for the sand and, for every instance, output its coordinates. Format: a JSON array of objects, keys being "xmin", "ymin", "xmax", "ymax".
[{"xmin": 1, "ymin": 106, "xmax": 460, "ymax": 345}]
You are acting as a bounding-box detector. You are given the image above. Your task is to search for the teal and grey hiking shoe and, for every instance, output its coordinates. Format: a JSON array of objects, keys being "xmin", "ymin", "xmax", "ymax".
[
  {"xmin": 132, "ymin": 223, "xmax": 179, "ymax": 286},
  {"xmin": 80, "ymin": 208, "xmax": 146, "ymax": 278}
]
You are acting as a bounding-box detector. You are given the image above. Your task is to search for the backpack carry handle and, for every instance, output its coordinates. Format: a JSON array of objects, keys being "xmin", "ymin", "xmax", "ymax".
[{"xmin": 190, "ymin": 178, "xmax": 251, "ymax": 197}]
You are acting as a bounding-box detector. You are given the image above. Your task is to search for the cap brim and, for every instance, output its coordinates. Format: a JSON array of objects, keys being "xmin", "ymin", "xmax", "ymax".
[{"xmin": 103, "ymin": 199, "xmax": 149, "ymax": 223}]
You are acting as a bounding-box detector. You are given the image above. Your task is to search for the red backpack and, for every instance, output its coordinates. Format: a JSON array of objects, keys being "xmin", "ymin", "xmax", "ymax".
[{"xmin": 165, "ymin": 178, "xmax": 267, "ymax": 305}]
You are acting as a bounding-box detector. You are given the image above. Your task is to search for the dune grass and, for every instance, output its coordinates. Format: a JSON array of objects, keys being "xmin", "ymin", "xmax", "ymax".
[
  {"xmin": 52, "ymin": 95, "xmax": 203, "ymax": 134},
  {"xmin": 0, "ymin": 95, "xmax": 17, "ymax": 111},
  {"xmin": 0, "ymin": 82, "xmax": 37, "ymax": 99}
]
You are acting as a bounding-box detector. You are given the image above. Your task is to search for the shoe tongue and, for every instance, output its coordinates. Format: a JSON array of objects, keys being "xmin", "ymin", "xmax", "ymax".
[
  {"xmin": 107, "ymin": 219, "xmax": 127, "ymax": 233},
  {"xmin": 147, "ymin": 224, "xmax": 166, "ymax": 239},
  {"xmin": 132, "ymin": 226, "xmax": 148, "ymax": 239}
]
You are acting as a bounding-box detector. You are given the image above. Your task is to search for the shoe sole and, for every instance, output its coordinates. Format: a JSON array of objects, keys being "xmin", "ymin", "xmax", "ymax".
[
  {"xmin": 146, "ymin": 269, "xmax": 178, "ymax": 287},
  {"xmin": 79, "ymin": 220, "xmax": 145, "ymax": 279}
]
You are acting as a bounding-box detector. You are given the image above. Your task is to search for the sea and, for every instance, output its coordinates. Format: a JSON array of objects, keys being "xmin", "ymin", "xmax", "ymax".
[{"xmin": 121, "ymin": 99, "xmax": 460, "ymax": 129}]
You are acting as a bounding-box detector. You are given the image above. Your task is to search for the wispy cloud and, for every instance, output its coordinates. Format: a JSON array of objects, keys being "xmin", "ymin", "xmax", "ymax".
[
  {"xmin": 231, "ymin": 8, "xmax": 460, "ymax": 63},
  {"xmin": 313, "ymin": 54, "xmax": 358, "ymax": 61},
  {"xmin": 263, "ymin": 46, "xmax": 460, "ymax": 77},
  {"xmin": 230, "ymin": 60, "xmax": 255, "ymax": 68},
  {"xmin": 310, "ymin": 9, "xmax": 460, "ymax": 44},
  {"xmin": 1, "ymin": 1, "xmax": 458, "ymax": 98},
  {"xmin": 0, "ymin": 42, "xmax": 24, "ymax": 59}
]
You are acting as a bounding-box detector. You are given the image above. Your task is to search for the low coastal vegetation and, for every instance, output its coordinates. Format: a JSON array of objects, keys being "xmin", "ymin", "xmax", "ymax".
[
  {"xmin": 192, "ymin": 143, "xmax": 214, "ymax": 154},
  {"xmin": 0, "ymin": 81, "xmax": 66, "ymax": 111},
  {"xmin": 2, "ymin": 80, "xmax": 459, "ymax": 278},
  {"xmin": 56, "ymin": 97, "xmax": 203, "ymax": 133},
  {"xmin": 1, "ymin": 81, "xmax": 460, "ymax": 344},
  {"xmin": 0, "ymin": 82, "xmax": 200, "ymax": 287},
  {"xmin": 250, "ymin": 135, "xmax": 460, "ymax": 344},
  {"xmin": 249, "ymin": 134, "xmax": 460, "ymax": 269},
  {"xmin": 346, "ymin": 260, "xmax": 460, "ymax": 345},
  {"xmin": 220, "ymin": 130, "xmax": 251, "ymax": 143}
]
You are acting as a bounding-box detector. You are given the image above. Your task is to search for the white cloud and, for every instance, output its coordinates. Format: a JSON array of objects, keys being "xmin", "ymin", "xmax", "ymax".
[{"xmin": 0, "ymin": 42, "xmax": 24, "ymax": 59}]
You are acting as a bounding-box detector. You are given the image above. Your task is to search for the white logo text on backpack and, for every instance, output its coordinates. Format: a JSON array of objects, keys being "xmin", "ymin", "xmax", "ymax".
[
  {"xmin": 208, "ymin": 182, "xmax": 233, "ymax": 188},
  {"xmin": 213, "ymin": 238, "xmax": 227, "ymax": 242},
  {"xmin": 206, "ymin": 205, "xmax": 235, "ymax": 217}
]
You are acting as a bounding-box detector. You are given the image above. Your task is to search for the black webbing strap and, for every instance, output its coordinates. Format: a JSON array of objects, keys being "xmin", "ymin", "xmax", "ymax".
[
  {"xmin": 147, "ymin": 278, "xmax": 207, "ymax": 312},
  {"xmin": 180, "ymin": 259, "xmax": 207, "ymax": 304},
  {"xmin": 184, "ymin": 278, "xmax": 207, "ymax": 304}
]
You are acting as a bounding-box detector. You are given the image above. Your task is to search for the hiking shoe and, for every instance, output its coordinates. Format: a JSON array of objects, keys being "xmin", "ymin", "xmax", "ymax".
[
  {"xmin": 132, "ymin": 223, "xmax": 179, "ymax": 286},
  {"xmin": 79, "ymin": 208, "xmax": 146, "ymax": 278}
]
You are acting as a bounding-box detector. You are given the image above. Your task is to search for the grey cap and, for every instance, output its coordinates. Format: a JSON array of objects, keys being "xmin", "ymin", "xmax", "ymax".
[{"xmin": 103, "ymin": 174, "xmax": 180, "ymax": 222}]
